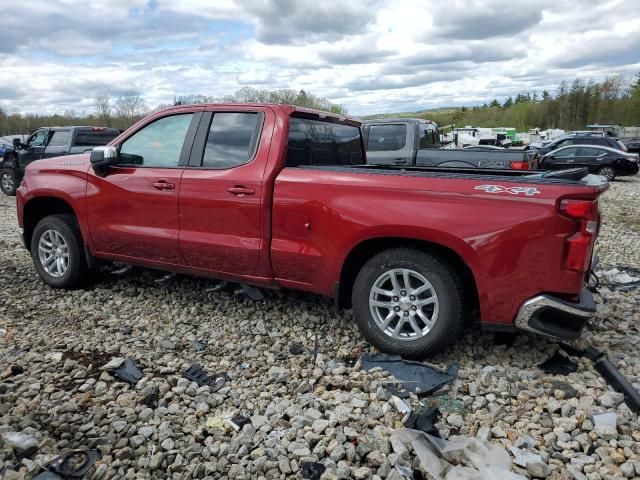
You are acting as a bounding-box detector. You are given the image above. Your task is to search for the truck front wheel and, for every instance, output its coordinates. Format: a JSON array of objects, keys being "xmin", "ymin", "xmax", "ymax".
[
  {"xmin": 30, "ymin": 214, "xmax": 90, "ymax": 289},
  {"xmin": 352, "ymin": 248, "xmax": 465, "ymax": 358},
  {"xmin": 1, "ymin": 167, "xmax": 17, "ymax": 196}
]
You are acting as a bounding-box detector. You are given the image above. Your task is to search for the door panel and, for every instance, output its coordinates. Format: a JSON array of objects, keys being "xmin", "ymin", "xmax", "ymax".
[
  {"xmin": 42, "ymin": 130, "xmax": 71, "ymax": 158},
  {"xmin": 86, "ymin": 112, "xmax": 200, "ymax": 265},
  {"xmin": 179, "ymin": 110, "xmax": 269, "ymax": 276}
]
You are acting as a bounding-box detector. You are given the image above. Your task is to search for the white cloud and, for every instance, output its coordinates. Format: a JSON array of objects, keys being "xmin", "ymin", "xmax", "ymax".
[{"xmin": 0, "ymin": 0, "xmax": 638, "ymax": 116}]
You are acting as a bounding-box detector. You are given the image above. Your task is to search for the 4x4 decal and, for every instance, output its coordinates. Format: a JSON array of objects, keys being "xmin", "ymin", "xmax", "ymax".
[{"xmin": 474, "ymin": 185, "xmax": 541, "ymax": 196}]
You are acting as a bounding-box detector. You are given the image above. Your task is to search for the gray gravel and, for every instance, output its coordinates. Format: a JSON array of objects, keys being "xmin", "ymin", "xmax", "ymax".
[{"xmin": 1, "ymin": 176, "xmax": 639, "ymax": 479}]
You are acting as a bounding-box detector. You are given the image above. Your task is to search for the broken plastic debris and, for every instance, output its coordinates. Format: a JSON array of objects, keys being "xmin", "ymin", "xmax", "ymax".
[
  {"xmin": 45, "ymin": 450, "xmax": 100, "ymax": 477},
  {"xmin": 33, "ymin": 472, "xmax": 63, "ymax": 479},
  {"xmin": 191, "ymin": 340, "xmax": 206, "ymax": 352},
  {"xmin": 236, "ymin": 283, "xmax": 265, "ymax": 301},
  {"xmin": 601, "ymin": 266, "xmax": 640, "ymax": 290},
  {"xmin": 205, "ymin": 416, "xmax": 226, "ymax": 430},
  {"xmin": 509, "ymin": 446, "xmax": 543, "ymax": 468},
  {"xmin": 111, "ymin": 264, "xmax": 132, "ymax": 275},
  {"xmin": 154, "ymin": 272, "xmax": 176, "ymax": 283},
  {"xmin": 112, "ymin": 357, "xmax": 143, "ymax": 385},
  {"xmin": 592, "ymin": 412, "xmax": 617, "ymax": 428},
  {"xmin": 9, "ymin": 345, "xmax": 30, "ymax": 356},
  {"xmin": 289, "ymin": 342, "xmax": 305, "ymax": 355},
  {"xmin": 404, "ymin": 406, "xmax": 441, "ymax": 438},
  {"xmin": 391, "ymin": 395, "xmax": 413, "ymax": 423},
  {"xmin": 360, "ymin": 353, "xmax": 458, "ymax": 396},
  {"xmin": 300, "ymin": 461, "xmax": 326, "ymax": 480},
  {"xmin": 539, "ymin": 351, "xmax": 578, "ymax": 375},
  {"xmin": 391, "ymin": 428, "xmax": 527, "ymax": 480},
  {"xmin": 183, "ymin": 364, "xmax": 230, "ymax": 391},
  {"xmin": 230, "ymin": 415, "xmax": 252, "ymax": 431},
  {"xmin": 0, "ymin": 431, "xmax": 39, "ymax": 458},
  {"xmin": 394, "ymin": 463, "xmax": 414, "ymax": 479},
  {"xmin": 207, "ymin": 281, "xmax": 230, "ymax": 292}
]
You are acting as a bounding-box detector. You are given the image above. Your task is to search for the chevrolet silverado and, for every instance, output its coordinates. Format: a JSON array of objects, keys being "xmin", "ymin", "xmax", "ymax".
[{"xmin": 16, "ymin": 104, "xmax": 607, "ymax": 357}]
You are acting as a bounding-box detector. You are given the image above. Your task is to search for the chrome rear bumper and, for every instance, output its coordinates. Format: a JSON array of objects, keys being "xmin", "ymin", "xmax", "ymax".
[{"xmin": 515, "ymin": 288, "xmax": 596, "ymax": 340}]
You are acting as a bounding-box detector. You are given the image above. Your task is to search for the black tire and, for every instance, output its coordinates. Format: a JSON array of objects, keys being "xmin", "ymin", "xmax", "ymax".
[
  {"xmin": 352, "ymin": 248, "xmax": 465, "ymax": 358},
  {"xmin": 30, "ymin": 214, "xmax": 90, "ymax": 289},
  {"xmin": 1, "ymin": 167, "xmax": 17, "ymax": 196},
  {"xmin": 597, "ymin": 166, "xmax": 616, "ymax": 182}
]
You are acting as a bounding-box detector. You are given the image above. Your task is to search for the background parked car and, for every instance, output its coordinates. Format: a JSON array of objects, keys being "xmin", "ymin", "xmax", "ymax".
[
  {"xmin": 539, "ymin": 145, "xmax": 639, "ymax": 181},
  {"xmin": 1, "ymin": 126, "xmax": 119, "ymax": 196},
  {"xmin": 622, "ymin": 138, "xmax": 640, "ymax": 154},
  {"xmin": 529, "ymin": 134, "xmax": 627, "ymax": 156}
]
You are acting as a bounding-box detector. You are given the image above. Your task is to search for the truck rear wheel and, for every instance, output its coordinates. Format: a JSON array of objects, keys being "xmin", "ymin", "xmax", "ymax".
[
  {"xmin": 352, "ymin": 248, "xmax": 465, "ymax": 358},
  {"xmin": 30, "ymin": 214, "xmax": 90, "ymax": 289},
  {"xmin": 1, "ymin": 167, "xmax": 17, "ymax": 196}
]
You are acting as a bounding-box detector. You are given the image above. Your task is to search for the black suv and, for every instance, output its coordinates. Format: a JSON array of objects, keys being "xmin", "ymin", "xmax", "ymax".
[
  {"xmin": 531, "ymin": 135, "xmax": 627, "ymax": 156},
  {"xmin": 1, "ymin": 126, "xmax": 119, "ymax": 195}
]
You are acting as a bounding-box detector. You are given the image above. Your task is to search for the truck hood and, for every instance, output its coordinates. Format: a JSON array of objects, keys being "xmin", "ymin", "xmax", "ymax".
[{"xmin": 26, "ymin": 154, "xmax": 92, "ymax": 175}]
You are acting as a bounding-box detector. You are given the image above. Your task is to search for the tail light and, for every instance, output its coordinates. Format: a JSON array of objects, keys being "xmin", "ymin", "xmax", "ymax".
[
  {"xmin": 510, "ymin": 161, "xmax": 530, "ymax": 170},
  {"xmin": 560, "ymin": 199, "xmax": 598, "ymax": 272}
]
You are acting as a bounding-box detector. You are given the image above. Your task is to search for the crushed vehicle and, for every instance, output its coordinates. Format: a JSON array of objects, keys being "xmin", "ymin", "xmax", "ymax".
[
  {"xmin": 1, "ymin": 126, "xmax": 120, "ymax": 196},
  {"xmin": 540, "ymin": 145, "xmax": 639, "ymax": 181},
  {"xmin": 363, "ymin": 119, "xmax": 537, "ymax": 170},
  {"xmin": 16, "ymin": 104, "xmax": 608, "ymax": 357}
]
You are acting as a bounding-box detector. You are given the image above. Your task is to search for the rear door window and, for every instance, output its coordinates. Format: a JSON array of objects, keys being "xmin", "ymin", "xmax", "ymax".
[
  {"xmin": 554, "ymin": 147, "xmax": 579, "ymax": 157},
  {"xmin": 47, "ymin": 130, "xmax": 70, "ymax": 147},
  {"xmin": 578, "ymin": 147, "xmax": 605, "ymax": 156},
  {"xmin": 367, "ymin": 124, "xmax": 407, "ymax": 151},
  {"xmin": 201, "ymin": 112, "xmax": 261, "ymax": 169},
  {"xmin": 286, "ymin": 116, "xmax": 363, "ymax": 167}
]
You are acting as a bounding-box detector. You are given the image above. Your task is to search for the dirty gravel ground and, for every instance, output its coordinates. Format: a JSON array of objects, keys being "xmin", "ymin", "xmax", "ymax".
[{"xmin": 0, "ymin": 176, "xmax": 639, "ymax": 480}]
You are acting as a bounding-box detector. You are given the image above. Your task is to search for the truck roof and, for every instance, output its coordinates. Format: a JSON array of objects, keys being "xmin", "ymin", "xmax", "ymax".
[{"xmin": 159, "ymin": 103, "xmax": 360, "ymax": 126}]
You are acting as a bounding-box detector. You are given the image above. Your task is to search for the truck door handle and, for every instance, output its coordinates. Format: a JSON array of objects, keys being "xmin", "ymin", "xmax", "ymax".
[
  {"xmin": 393, "ymin": 158, "xmax": 406, "ymax": 164},
  {"xmin": 152, "ymin": 181, "xmax": 175, "ymax": 190},
  {"xmin": 227, "ymin": 185, "xmax": 255, "ymax": 196}
]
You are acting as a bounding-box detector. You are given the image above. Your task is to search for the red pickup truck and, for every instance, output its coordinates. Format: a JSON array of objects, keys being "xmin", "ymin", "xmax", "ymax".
[{"xmin": 16, "ymin": 104, "xmax": 607, "ymax": 357}]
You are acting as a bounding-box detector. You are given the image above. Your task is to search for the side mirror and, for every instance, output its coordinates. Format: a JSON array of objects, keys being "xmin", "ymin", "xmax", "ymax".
[
  {"xmin": 90, "ymin": 145, "xmax": 118, "ymax": 169},
  {"xmin": 12, "ymin": 138, "xmax": 22, "ymax": 149}
]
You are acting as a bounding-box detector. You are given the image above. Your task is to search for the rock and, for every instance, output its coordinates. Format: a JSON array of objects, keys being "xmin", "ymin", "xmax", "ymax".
[
  {"xmin": 447, "ymin": 413, "xmax": 464, "ymax": 428},
  {"xmin": 268, "ymin": 366, "xmax": 289, "ymax": 383},
  {"xmin": 366, "ymin": 450, "xmax": 385, "ymax": 467},
  {"xmin": 526, "ymin": 460, "xmax": 551, "ymax": 478},
  {"xmin": 0, "ymin": 431, "xmax": 38, "ymax": 457},
  {"xmin": 312, "ymin": 419, "xmax": 329, "ymax": 434},
  {"xmin": 594, "ymin": 425, "xmax": 618, "ymax": 441},
  {"xmin": 491, "ymin": 426, "xmax": 506, "ymax": 438},
  {"xmin": 161, "ymin": 438, "xmax": 175, "ymax": 450},
  {"xmin": 553, "ymin": 417, "xmax": 578, "ymax": 433},
  {"xmin": 149, "ymin": 452, "xmax": 165, "ymax": 470},
  {"xmin": 353, "ymin": 466, "xmax": 372, "ymax": 479}
]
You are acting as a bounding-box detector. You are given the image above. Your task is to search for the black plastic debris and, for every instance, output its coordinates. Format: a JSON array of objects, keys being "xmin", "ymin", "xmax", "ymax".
[
  {"xmin": 237, "ymin": 283, "xmax": 265, "ymax": 301},
  {"xmin": 230, "ymin": 415, "xmax": 252, "ymax": 431},
  {"xmin": 33, "ymin": 472, "xmax": 63, "ymax": 480},
  {"xmin": 342, "ymin": 356, "xmax": 358, "ymax": 368},
  {"xmin": 183, "ymin": 364, "xmax": 230, "ymax": 392},
  {"xmin": 191, "ymin": 340, "xmax": 206, "ymax": 352},
  {"xmin": 10, "ymin": 365, "xmax": 24, "ymax": 376},
  {"xmin": 289, "ymin": 342, "xmax": 305, "ymax": 355},
  {"xmin": 313, "ymin": 330, "xmax": 320, "ymax": 366},
  {"xmin": 208, "ymin": 281, "xmax": 230, "ymax": 292},
  {"xmin": 9, "ymin": 345, "xmax": 30, "ymax": 356},
  {"xmin": 539, "ymin": 351, "xmax": 578, "ymax": 375},
  {"xmin": 140, "ymin": 386, "xmax": 159, "ymax": 409},
  {"xmin": 405, "ymin": 406, "xmax": 441, "ymax": 438},
  {"xmin": 560, "ymin": 343, "xmax": 640, "ymax": 413},
  {"xmin": 112, "ymin": 357, "xmax": 143, "ymax": 385},
  {"xmin": 360, "ymin": 353, "xmax": 458, "ymax": 396},
  {"xmin": 300, "ymin": 461, "xmax": 326, "ymax": 480},
  {"xmin": 45, "ymin": 450, "xmax": 100, "ymax": 477}
]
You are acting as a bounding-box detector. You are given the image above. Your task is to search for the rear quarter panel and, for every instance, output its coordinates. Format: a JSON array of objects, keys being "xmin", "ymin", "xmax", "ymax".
[{"xmin": 271, "ymin": 168, "xmax": 599, "ymax": 324}]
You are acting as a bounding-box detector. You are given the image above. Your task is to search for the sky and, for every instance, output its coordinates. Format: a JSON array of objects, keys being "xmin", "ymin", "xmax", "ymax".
[{"xmin": 1, "ymin": 0, "xmax": 639, "ymax": 116}]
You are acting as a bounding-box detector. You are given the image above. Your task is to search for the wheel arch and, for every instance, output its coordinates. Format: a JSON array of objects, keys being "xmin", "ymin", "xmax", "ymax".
[
  {"xmin": 336, "ymin": 236, "xmax": 480, "ymax": 316},
  {"xmin": 23, "ymin": 196, "xmax": 80, "ymax": 249}
]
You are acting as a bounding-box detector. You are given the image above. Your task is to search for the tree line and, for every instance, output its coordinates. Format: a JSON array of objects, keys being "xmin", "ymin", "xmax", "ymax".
[
  {"xmin": 1, "ymin": 75, "xmax": 639, "ymax": 137},
  {"xmin": 0, "ymin": 87, "xmax": 346, "ymax": 136},
  {"xmin": 420, "ymin": 74, "xmax": 640, "ymax": 132}
]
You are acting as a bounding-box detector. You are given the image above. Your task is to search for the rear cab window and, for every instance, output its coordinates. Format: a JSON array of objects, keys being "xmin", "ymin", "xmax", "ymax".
[
  {"xmin": 366, "ymin": 124, "xmax": 407, "ymax": 151},
  {"xmin": 74, "ymin": 128, "xmax": 120, "ymax": 147},
  {"xmin": 201, "ymin": 112, "xmax": 261, "ymax": 169},
  {"xmin": 286, "ymin": 116, "xmax": 363, "ymax": 167}
]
